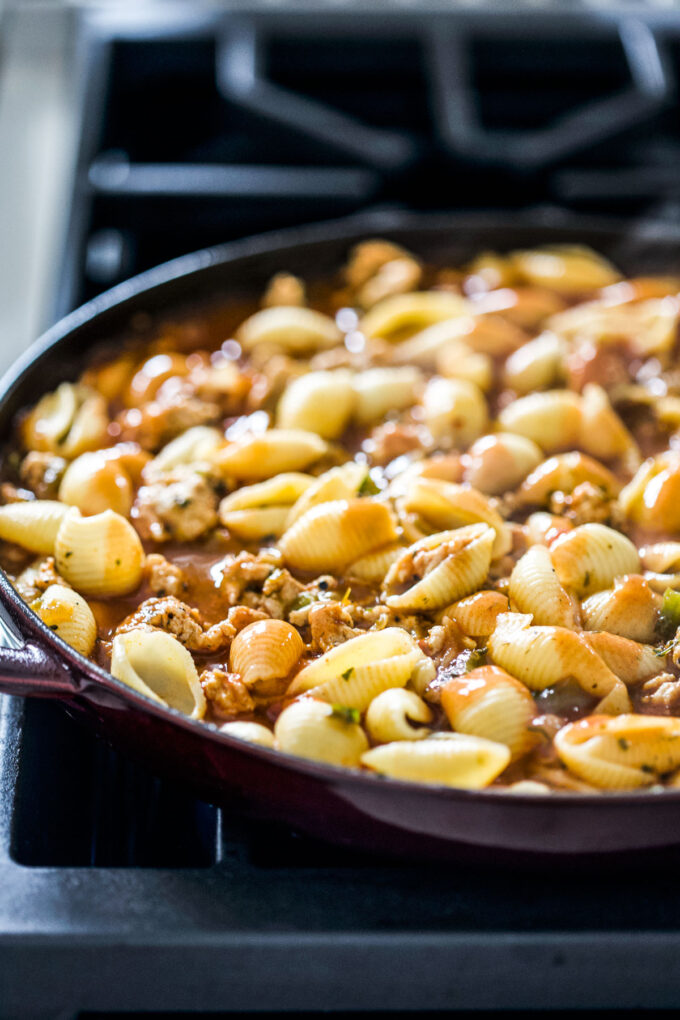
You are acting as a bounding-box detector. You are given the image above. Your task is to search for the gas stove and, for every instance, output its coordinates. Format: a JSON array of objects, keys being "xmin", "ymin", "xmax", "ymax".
[{"xmin": 4, "ymin": 4, "xmax": 680, "ymax": 1016}]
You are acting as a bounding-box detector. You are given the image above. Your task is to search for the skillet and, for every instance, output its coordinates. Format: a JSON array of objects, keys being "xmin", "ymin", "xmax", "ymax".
[{"xmin": 2, "ymin": 208, "xmax": 680, "ymax": 862}]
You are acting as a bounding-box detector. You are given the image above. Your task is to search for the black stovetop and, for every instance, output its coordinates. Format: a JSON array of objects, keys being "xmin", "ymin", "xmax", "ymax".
[{"xmin": 4, "ymin": 5, "xmax": 680, "ymax": 1016}]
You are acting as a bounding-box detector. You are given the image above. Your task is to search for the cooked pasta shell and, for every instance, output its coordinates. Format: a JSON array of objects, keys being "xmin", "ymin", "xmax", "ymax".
[
  {"xmin": 440, "ymin": 665, "xmax": 537, "ymax": 761},
  {"xmin": 279, "ymin": 498, "xmax": 397, "ymax": 573},
  {"xmin": 219, "ymin": 721, "xmax": 275, "ymax": 748},
  {"xmin": 509, "ymin": 544, "xmax": 579, "ymax": 629},
  {"xmin": 59, "ymin": 452, "xmax": 134, "ymax": 517},
  {"xmin": 462, "ymin": 433, "xmax": 543, "ymax": 495},
  {"xmin": 220, "ymin": 508, "xmax": 288, "ymax": 541},
  {"xmin": 640, "ymin": 541, "xmax": 680, "ymax": 573},
  {"xmin": 619, "ymin": 452, "xmax": 680, "ymax": 533},
  {"xmin": 511, "ymin": 245, "xmax": 621, "ymax": 293},
  {"xmin": 147, "ymin": 426, "xmax": 225, "ymax": 477},
  {"xmin": 581, "ymin": 576, "xmax": 661, "ymax": 644},
  {"xmin": 436, "ymin": 343, "xmax": 493, "ymax": 392},
  {"xmin": 347, "ymin": 544, "xmax": 403, "ymax": 584},
  {"xmin": 111, "ymin": 629, "xmax": 206, "ymax": 719},
  {"xmin": 391, "ymin": 317, "xmax": 476, "ymax": 368},
  {"xmin": 525, "ymin": 512, "xmax": 573, "ymax": 547},
  {"xmin": 31, "ymin": 583, "xmax": 97, "ymax": 656},
  {"xmin": 288, "ymin": 627, "xmax": 422, "ymax": 711},
  {"xmin": 555, "ymin": 714, "xmax": 680, "ymax": 789},
  {"xmin": 214, "ymin": 429, "xmax": 327, "ymax": 481},
  {"xmin": 22, "ymin": 382, "xmax": 109, "ymax": 458},
  {"xmin": 518, "ymin": 452, "xmax": 620, "ymax": 506},
  {"xmin": 0, "ymin": 499, "xmax": 71, "ymax": 555},
  {"xmin": 383, "ymin": 524, "xmax": 494, "ymax": 611},
  {"xmin": 274, "ymin": 698, "xmax": 368, "ymax": 767},
  {"xmin": 449, "ymin": 590, "xmax": 509, "ymax": 638},
  {"xmin": 488, "ymin": 612, "xmax": 629, "ymax": 711},
  {"xmin": 550, "ymin": 523, "xmax": 640, "ymax": 597},
  {"xmin": 421, "ymin": 377, "xmax": 488, "ymax": 447},
  {"xmin": 580, "ymin": 383, "xmax": 639, "ymax": 466},
  {"xmin": 352, "ymin": 367, "xmax": 422, "ymax": 424},
  {"xmin": 276, "ymin": 370, "xmax": 355, "ymax": 438},
  {"xmin": 502, "ymin": 331, "xmax": 566, "ymax": 394},
  {"xmin": 547, "ymin": 296, "xmax": 679, "ymax": 358},
  {"xmin": 582, "ymin": 632, "xmax": 660, "ymax": 685},
  {"xmin": 229, "ymin": 619, "xmax": 304, "ymax": 688},
  {"xmin": 361, "ymin": 733, "xmax": 511, "ymax": 788},
  {"xmin": 498, "ymin": 390, "xmax": 583, "ymax": 452},
  {"xmin": 285, "ymin": 462, "xmax": 367, "ymax": 526},
  {"xmin": 55, "ymin": 508, "xmax": 144, "ymax": 597},
  {"xmin": 218, "ymin": 473, "xmax": 314, "ymax": 540},
  {"xmin": 236, "ymin": 306, "xmax": 342, "ymax": 353},
  {"xmin": 365, "ymin": 688, "xmax": 433, "ymax": 743},
  {"xmin": 400, "ymin": 478, "xmax": 511, "ymax": 557},
  {"xmin": 359, "ymin": 291, "xmax": 468, "ymax": 340}
]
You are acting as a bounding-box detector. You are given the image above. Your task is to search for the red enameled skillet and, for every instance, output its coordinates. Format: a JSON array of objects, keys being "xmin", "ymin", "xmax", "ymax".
[{"xmin": 3, "ymin": 210, "xmax": 680, "ymax": 863}]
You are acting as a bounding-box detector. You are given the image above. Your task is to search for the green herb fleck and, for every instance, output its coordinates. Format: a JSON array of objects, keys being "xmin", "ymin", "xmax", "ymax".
[
  {"xmin": 331, "ymin": 704, "xmax": 360, "ymax": 725},
  {"xmin": 617, "ymin": 737, "xmax": 630, "ymax": 751},
  {"xmin": 641, "ymin": 764, "xmax": 655, "ymax": 774},
  {"xmin": 291, "ymin": 592, "xmax": 314, "ymax": 612},
  {"xmin": 583, "ymin": 571, "xmax": 591, "ymax": 589},
  {"xmin": 660, "ymin": 588, "xmax": 680, "ymax": 639},
  {"xmin": 64, "ymin": 551, "xmax": 73, "ymax": 558},
  {"xmin": 49, "ymin": 625, "xmax": 59, "ymax": 631},
  {"xmin": 341, "ymin": 666, "xmax": 354, "ymax": 682},
  {"xmin": 358, "ymin": 474, "xmax": 380, "ymax": 497},
  {"xmin": 655, "ymin": 638, "xmax": 677, "ymax": 658},
  {"xmin": 115, "ymin": 558, "xmax": 121, "ymax": 567}
]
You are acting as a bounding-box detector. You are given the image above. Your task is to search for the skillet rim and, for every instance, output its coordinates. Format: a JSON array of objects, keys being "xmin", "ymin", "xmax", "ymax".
[{"xmin": 3, "ymin": 206, "xmax": 680, "ymax": 807}]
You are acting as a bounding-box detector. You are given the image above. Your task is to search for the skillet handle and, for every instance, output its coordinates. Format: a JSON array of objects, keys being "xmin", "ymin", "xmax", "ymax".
[{"xmin": 0, "ymin": 602, "xmax": 77, "ymax": 698}]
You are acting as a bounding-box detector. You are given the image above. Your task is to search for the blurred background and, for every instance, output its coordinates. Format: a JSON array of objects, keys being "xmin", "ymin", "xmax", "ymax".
[{"xmin": 2, "ymin": 0, "xmax": 680, "ymax": 374}]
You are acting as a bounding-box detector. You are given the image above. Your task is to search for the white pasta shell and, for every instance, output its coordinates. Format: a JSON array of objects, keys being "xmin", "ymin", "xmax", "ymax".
[
  {"xmin": 279, "ymin": 498, "xmax": 397, "ymax": 573},
  {"xmin": 498, "ymin": 390, "xmax": 583, "ymax": 452},
  {"xmin": 229, "ymin": 619, "xmax": 304, "ymax": 688},
  {"xmin": 547, "ymin": 296, "xmax": 679, "ymax": 358},
  {"xmin": 347, "ymin": 544, "xmax": 403, "ymax": 584},
  {"xmin": 436, "ymin": 343, "xmax": 493, "ymax": 392},
  {"xmin": 518, "ymin": 451, "xmax": 621, "ymax": 506},
  {"xmin": 502, "ymin": 331, "xmax": 566, "ymax": 394},
  {"xmin": 214, "ymin": 429, "xmax": 327, "ymax": 481},
  {"xmin": 276, "ymin": 370, "xmax": 355, "ymax": 438},
  {"xmin": 449, "ymin": 590, "xmax": 509, "ymax": 637},
  {"xmin": 440, "ymin": 665, "xmax": 537, "ymax": 761},
  {"xmin": 579, "ymin": 383, "xmax": 639, "ymax": 465},
  {"xmin": 555, "ymin": 714, "xmax": 680, "ymax": 790},
  {"xmin": 359, "ymin": 292, "xmax": 468, "ymax": 340},
  {"xmin": 352, "ymin": 367, "xmax": 422, "ymax": 424},
  {"xmin": 220, "ymin": 721, "xmax": 275, "ymax": 748},
  {"xmin": 22, "ymin": 382, "xmax": 109, "ymax": 458},
  {"xmin": 274, "ymin": 699, "xmax": 368, "ymax": 767},
  {"xmin": 525, "ymin": 512, "xmax": 573, "ymax": 547},
  {"xmin": 0, "ymin": 500, "xmax": 71, "ymax": 555},
  {"xmin": 361, "ymin": 733, "xmax": 511, "ymax": 788},
  {"xmin": 31, "ymin": 583, "xmax": 97, "ymax": 656},
  {"xmin": 288, "ymin": 628, "xmax": 421, "ymax": 712},
  {"xmin": 365, "ymin": 688, "xmax": 433, "ymax": 743},
  {"xmin": 462, "ymin": 433, "xmax": 543, "ymax": 495},
  {"xmin": 488, "ymin": 612, "xmax": 629, "ymax": 710},
  {"xmin": 581, "ymin": 576, "xmax": 661, "ymax": 644},
  {"xmin": 219, "ymin": 507, "xmax": 289, "ymax": 541},
  {"xmin": 550, "ymin": 523, "xmax": 640, "ymax": 597},
  {"xmin": 422, "ymin": 377, "xmax": 488, "ymax": 447},
  {"xmin": 640, "ymin": 541, "xmax": 680, "ymax": 573},
  {"xmin": 391, "ymin": 317, "xmax": 476, "ymax": 368},
  {"xmin": 111, "ymin": 629, "xmax": 206, "ymax": 719},
  {"xmin": 218, "ymin": 472, "xmax": 314, "ymax": 540},
  {"xmin": 511, "ymin": 245, "xmax": 621, "ymax": 292},
  {"xmin": 59, "ymin": 452, "xmax": 134, "ymax": 517},
  {"xmin": 285, "ymin": 462, "xmax": 367, "ymax": 526},
  {"xmin": 509, "ymin": 544, "xmax": 579, "ymax": 629},
  {"xmin": 619, "ymin": 452, "xmax": 680, "ymax": 533},
  {"xmin": 236, "ymin": 306, "xmax": 342, "ymax": 353},
  {"xmin": 383, "ymin": 524, "xmax": 494, "ymax": 611},
  {"xmin": 55, "ymin": 508, "xmax": 145, "ymax": 597},
  {"xmin": 147, "ymin": 426, "xmax": 225, "ymax": 477},
  {"xmin": 582, "ymin": 632, "xmax": 661, "ymax": 685},
  {"xmin": 400, "ymin": 478, "xmax": 511, "ymax": 558}
]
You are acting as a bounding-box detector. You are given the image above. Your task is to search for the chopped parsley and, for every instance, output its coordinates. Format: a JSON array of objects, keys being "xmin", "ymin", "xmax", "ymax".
[
  {"xmin": 660, "ymin": 588, "xmax": 680, "ymax": 639},
  {"xmin": 331, "ymin": 704, "xmax": 360, "ymax": 725},
  {"xmin": 617, "ymin": 737, "xmax": 630, "ymax": 751},
  {"xmin": 341, "ymin": 666, "xmax": 354, "ymax": 681},
  {"xmin": 291, "ymin": 592, "xmax": 314, "ymax": 611},
  {"xmin": 583, "ymin": 571, "xmax": 591, "ymax": 589},
  {"xmin": 358, "ymin": 474, "xmax": 380, "ymax": 497}
]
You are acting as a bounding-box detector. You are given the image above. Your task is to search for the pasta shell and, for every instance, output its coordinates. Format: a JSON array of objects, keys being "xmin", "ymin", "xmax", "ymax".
[
  {"xmin": 214, "ymin": 429, "xmax": 327, "ymax": 481},
  {"xmin": 236, "ymin": 306, "xmax": 342, "ymax": 353},
  {"xmin": 391, "ymin": 317, "xmax": 476, "ymax": 368},
  {"xmin": 279, "ymin": 498, "xmax": 397, "ymax": 573},
  {"xmin": 437, "ymin": 343, "xmax": 493, "ymax": 392},
  {"xmin": 581, "ymin": 576, "xmax": 661, "ymax": 644},
  {"xmin": 440, "ymin": 665, "xmax": 537, "ymax": 761},
  {"xmin": 288, "ymin": 628, "xmax": 422, "ymax": 712},
  {"xmin": 449, "ymin": 590, "xmax": 509, "ymax": 638},
  {"xmin": 361, "ymin": 733, "xmax": 511, "ymax": 788},
  {"xmin": 22, "ymin": 382, "xmax": 109, "ymax": 458},
  {"xmin": 347, "ymin": 544, "xmax": 403, "ymax": 584},
  {"xmin": 286, "ymin": 462, "xmax": 367, "ymax": 526},
  {"xmin": 219, "ymin": 507, "xmax": 289, "ymax": 541},
  {"xmin": 582, "ymin": 632, "xmax": 660, "ymax": 685},
  {"xmin": 382, "ymin": 524, "xmax": 494, "ymax": 611},
  {"xmin": 502, "ymin": 331, "xmax": 566, "ymax": 394},
  {"xmin": 422, "ymin": 377, "xmax": 488, "ymax": 447},
  {"xmin": 555, "ymin": 714, "xmax": 680, "ymax": 789},
  {"xmin": 274, "ymin": 698, "xmax": 368, "ymax": 767},
  {"xmin": 525, "ymin": 512, "xmax": 573, "ymax": 547},
  {"xmin": 580, "ymin": 384, "xmax": 639, "ymax": 466},
  {"xmin": 400, "ymin": 477, "xmax": 510, "ymax": 558},
  {"xmin": 55, "ymin": 508, "xmax": 144, "ymax": 597},
  {"xmin": 498, "ymin": 390, "xmax": 583, "ymax": 452},
  {"xmin": 111, "ymin": 629, "xmax": 206, "ymax": 719},
  {"xmin": 640, "ymin": 541, "xmax": 680, "ymax": 574},
  {"xmin": 352, "ymin": 367, "xmax": 422, "ymax": 424},
  {"xmin": 509, "ymin": 544, "xmax": 579, "ymax": 629},
  {"xmin": 359, "ymin": 291, "xmax": 468, "ymax": 340},
  {"xmin": 365, "ymin": 688, "xmax": 433, "ymax": 743},
  {"xmin": 147, "ymin": 426, "xmax": 225, "ymax": 477},
  {"xmin": 229, "ymin": 619, "xmax": 304, "ymax": 688},
  {"xmin": 547, "ymin": 296, "xmax": 679, "ymax": 358},
  {"xmin": 220, "ymin": 721, "xmax": 275, "ymax": 748},
  {"xmin": 218, "ymin": 473, "xmax": 314, "ymax": 540},
  {"xmin": 31, "ymin": 583, "xmax": 97, "ymax": 656},
  {"xmin": 59, "ymin": 451, "xmax": 134, "ymax": 517},
  {"xmin": 518, "ymin": 452, "xmax": 620, "ymax": 506},
  {"xmin": 619, "ymin": 452, "xmax": 680, "ymax": 533},
  {"xmin": 277, "ymin": 370, "xmax": 355, "ymax": 438},
  {"xmin": 511, "ymin": 245, "xmax": 621, "ymax": 293},
  {"xmin": 0, "ymin": 499, "xmax": 71, "ymax": 555},
  {"xmin": 462, "ymin": 433, "xmax": 543, "ymax": 495},
  {"xmin": 550, "ymin": 523, "xmax": 640, "ymax": 597}
]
